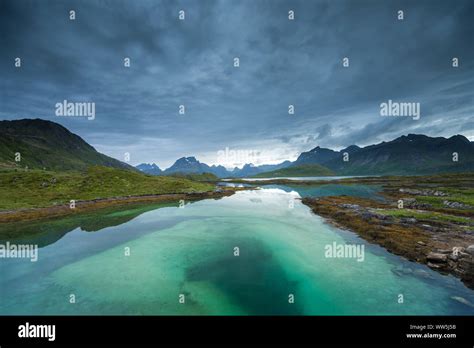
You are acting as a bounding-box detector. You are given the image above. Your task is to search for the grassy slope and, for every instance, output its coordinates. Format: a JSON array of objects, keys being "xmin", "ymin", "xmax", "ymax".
[
  {"xmin": 0, "ymin": 166, "xmax": 214, "ymax": 210},
  {"xmin": 0, "ymin": 133, "xmax": 131, "ymax": 171},
  {"xmin": 0, "ymin": 119, "xmax": 134, "ymax": 171},
  {"xmin": 169, "ymin": 172, "xmax": 219, "ymax": 182},
  {"xmin": 413, "ymin": 188, "xmax": 474, "ymax": 207},
  {"xmin": 378, "ymin": 208, "xmax": 472, "ymax": 224},
  {"xmin": 253, "ymin": 164, "xmax": 334, "ymax": 178}
]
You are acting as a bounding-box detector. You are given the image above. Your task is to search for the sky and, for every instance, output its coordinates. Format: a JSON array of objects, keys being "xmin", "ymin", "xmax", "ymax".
[{"xmin": 1, "ymin": 0, "xmax": 473, "ymax": 169}]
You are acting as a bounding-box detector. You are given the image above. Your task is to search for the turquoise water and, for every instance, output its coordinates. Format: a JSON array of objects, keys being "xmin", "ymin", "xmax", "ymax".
[
  {"xmin": 0, "ymin": 186, "xmax": 473, "ymax": 315},
  {"xmin": 262, "ymin": 183, "xmax": 385, "ymax": 200}
]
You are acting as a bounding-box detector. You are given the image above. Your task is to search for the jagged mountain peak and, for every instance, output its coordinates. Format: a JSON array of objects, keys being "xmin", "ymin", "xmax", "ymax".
[
  {"xmin": 341, "ymin": 145, "xmax": 361, "ymax": 153},
  {"xmin": 134, "ymin": 133, "xmax": 474, "ymax": 178},
  {"xmin": 136, "ymin": 163, "xmax": 162, "ymax": 175}
]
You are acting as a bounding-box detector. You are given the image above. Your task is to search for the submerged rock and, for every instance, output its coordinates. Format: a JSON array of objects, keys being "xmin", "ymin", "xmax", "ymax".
[
  {"xmin": 392, "ymin": 266, "xmax": 413, "ymax": 277},
  {"xmin": 413, "ymin": 269, "xmax": 433, "ymax": 279},
  {"xmin": 451, "ymin": 296, "xmax": 474, "ymax": 308},
  {"xmin": 391, "ymin": 268, "xmax": 404, "ymax": 277}
]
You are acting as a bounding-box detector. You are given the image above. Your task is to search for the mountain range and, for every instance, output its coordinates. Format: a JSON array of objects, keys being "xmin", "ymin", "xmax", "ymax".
[
  {"xmin": 138, "ymin": 134, "xmax": 474, "ymax": 177},
  {"xmin": 137, "ymin": 157, "xmax": 293, "ymax": 178},
  {"xmin": 0, "ymin": 119, "xmax": 472, "ymax": 177},
  {"xmin": 292, "ymin": 134, "xmax": 474, "ymax": 176}
]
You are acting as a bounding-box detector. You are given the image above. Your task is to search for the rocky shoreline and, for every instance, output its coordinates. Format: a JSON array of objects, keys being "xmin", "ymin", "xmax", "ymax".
[
  {"xmin": 0, "ymin": 188, "xmax": 237, "ymax": 223},
  {"xmin": 302, "ymin": 193, "xmax": 474, "ymax": 289}
]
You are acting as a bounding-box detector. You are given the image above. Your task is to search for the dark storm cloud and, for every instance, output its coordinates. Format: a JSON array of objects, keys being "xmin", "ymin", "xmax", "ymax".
[{"xmin": 1, "ymin": 0, "xmax": 473, "ymax": 167}]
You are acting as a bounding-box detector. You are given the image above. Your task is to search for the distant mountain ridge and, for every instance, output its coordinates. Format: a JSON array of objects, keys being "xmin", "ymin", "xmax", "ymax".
[
  {"xmin": 0, "ymin": 119, "xmax": 135, "ymax": 171},
  {"xmin": 162, "ymin": 156, "xmax": 229, "ymax": 177},
  {"xmin": 301, "ymin": 134, "xmax": 474, "ymax": 175},
  {"xmin": 294, "ymin": 146, "xmax": 340, "ymax": 166},
  {"xmin": 3, "ymin": 119, "xmax": 469, "ymax": 177},
  {"xmin": 136, "ymin": 163, "xmax": 162, "ymax": 175},
  {"xmin": 138, "ymin": 134, "xmax": 474, "ymax": 177},
  {"xmin": 136, "ymin": 158, "xmax": 292, "ymax": 178}
]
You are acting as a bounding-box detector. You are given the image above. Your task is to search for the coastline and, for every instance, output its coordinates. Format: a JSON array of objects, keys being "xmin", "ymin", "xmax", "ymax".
[
  {"xmin": 0, "ymin": 189, "xmax": 237, "ymax": 223},
  {"xmin": 301, "ymin": 192, "xmax": 474, "ymax": 290},
  {"xmin": 2, "ymin": 171, "xmax": 473, "ymax": 289}
]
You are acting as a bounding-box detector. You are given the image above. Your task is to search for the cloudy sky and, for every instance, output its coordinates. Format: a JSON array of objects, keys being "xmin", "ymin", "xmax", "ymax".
[{"xmin": 1, "ymin": 0, "xmax": 473, "ymax": 169}]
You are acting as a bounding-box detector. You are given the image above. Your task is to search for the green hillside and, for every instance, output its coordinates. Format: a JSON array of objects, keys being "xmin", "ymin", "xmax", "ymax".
[
  {"xmin": 0, "ymin": 119, "xmax": 134, "ymax": 171},
  {"xmin": 253, "ymin": 164, "xmax": 334, "ymax": 178},
  {"xmin": 306, "ymin": 134, "xmax": 474, "ymax": 176},
  {"xmin": 0, "ymin": 166, "xmax": 214, "ymax": 210},
  {"xmin": 169, "ymin": 172, "xmax": 219, "ymax": 182}
]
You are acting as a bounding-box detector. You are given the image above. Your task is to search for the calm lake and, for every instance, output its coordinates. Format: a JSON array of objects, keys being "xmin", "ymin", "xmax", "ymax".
[
  {"xmin": 237, "ymin": 175, "xmax": 375, "ymax": 181},
  {"xmin": 1, "ymin": 184, "xmax": 473, "ymax": 315}
]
